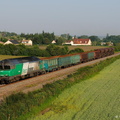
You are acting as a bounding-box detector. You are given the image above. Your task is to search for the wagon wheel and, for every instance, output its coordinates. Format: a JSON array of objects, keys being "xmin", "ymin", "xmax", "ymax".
[
  {"xmin": 34, "ymin": 72, "xmax": 38, "ymax": 76},
  {"xmin": 15, "ymin": 77, "xmax": 20, "ymax": 82},
  {"xmin": 21, "ymin": 75, "xmax": 25, "ymax": 80},
  {"xmin": 4, "ymin": 79, "xmax": 10, "ymax": 84}
]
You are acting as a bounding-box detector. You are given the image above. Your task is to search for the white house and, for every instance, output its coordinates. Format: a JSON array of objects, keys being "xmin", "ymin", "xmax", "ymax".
[
  {"xmin": 63, "ymin": 39, "xmax": 92, "ymax": 46},
  {"xmin": 62, "ymin": 40, "xmax": 73, "ymax": 45},
  {"xmin": 72, "ymin": 39, "xmax": 92, "ymax": 45},
  {"xmin": 51, "ymin": 40, "xmax": 56, "ymax": 44},
  {"xmin": 21, "ymin": 39, "xmax": 33, "ymax": 46}
]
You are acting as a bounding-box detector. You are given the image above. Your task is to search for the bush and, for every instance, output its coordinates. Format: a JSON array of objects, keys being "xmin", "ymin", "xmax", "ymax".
[
  {"xmin": 46, "ymin": 44, "xmax": 69, "ymax": 56},
  {"xmin": 69, "ymin": 48, "xmax": 84, "ymax": 54},
  {"xmin": 0, "ymin": 44, "xmax": 50, "ymax": 57}
]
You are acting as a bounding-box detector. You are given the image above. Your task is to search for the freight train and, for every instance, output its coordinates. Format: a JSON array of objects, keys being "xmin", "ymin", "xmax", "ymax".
[{"xmin": 0, "ymin": 47, "xmax": 114, "ymax": 84}]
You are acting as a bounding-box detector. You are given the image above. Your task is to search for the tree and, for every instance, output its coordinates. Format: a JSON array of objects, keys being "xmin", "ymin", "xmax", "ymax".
[
  {"xmin": 4, "ymin": 44, "xmax": 17, "ymax": 55},
  {"xmin": 103, "ymin": 35, "xmax": 120, "ymax": 44},
  {"xmin": 69, "ymin": 48, "xmax": 84, "ymax": 54},
  {"xmin": 46, "ymin": 44, "xmax": 69, "ymax": 56},
  {"xmin": 42, "ymin": 38, "xmax": 51, "ymax": 44},
  {"xmin": 56, "ymin": 37, "xmax": 66, "ymax": 45},
  {"xmin": 89, "ymin": 36, "xmax": 100, "ymax": 41},
  {"xmin": 61, "ymin": 34, "xmax": 72, "ymax": 40},
  {"xmin": 32, "ymin": 34, "xmax": 43, "ymax": 45},
  {"xmin": 89, "ymin": 36, "xmax": 101, "ymax": 46}
]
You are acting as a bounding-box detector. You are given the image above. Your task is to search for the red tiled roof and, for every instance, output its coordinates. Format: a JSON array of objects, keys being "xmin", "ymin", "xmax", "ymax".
[
  {"xmin": 73, "ymin": 39, "xmax": 90, "ymax": 44},
  {"xmin": 65, "ymin": 40, "xmax": 72, "ymax": 43}
]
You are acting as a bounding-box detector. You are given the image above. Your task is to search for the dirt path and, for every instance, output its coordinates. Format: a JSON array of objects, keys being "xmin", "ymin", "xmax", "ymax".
[{"xmin": 0, "ymin": 53, "xmax": 120, "ymax": 101}]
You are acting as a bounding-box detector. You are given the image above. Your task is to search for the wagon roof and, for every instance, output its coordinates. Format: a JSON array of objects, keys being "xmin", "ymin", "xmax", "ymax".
[
  {"xmin": 41, "ymin": 53, "xmax": 82, "ymax": 60},
  {"xmin": 41, "ymin": 51, "xmax": 96, "ymax": 60},
  {"xmin": 80, "ymin": 51, "xmax": 95, "ymax": 54},
  {"xmin": 41, "ymin": 56, "xmax": 60, "ymax": 60},
  {"xmin": 1, "ymin": 56, "xmax": 40, "ymax": 64}
]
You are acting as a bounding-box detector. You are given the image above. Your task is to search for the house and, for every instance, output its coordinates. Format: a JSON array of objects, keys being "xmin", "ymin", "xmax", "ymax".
[
  {"xmin": 62, "ymin": 40, "xmax": 73, "ymax": 45},
  {"xmin": 63, "ymin": 39, "xmax": 92, "ymax": 46},
  {"xmin": 21, "ymin": 39, "xmax": 32, "ymax": 46},
  {"xmin": 108, "ymin": 41, "xmax": 113, "ymax": 46},
  {"xmin": 51, "ymin": 40, "xmax": 56, "ymax": 44},
  {"xmin": 72, "ymin": 39, "xmax": 92, "ymax": 45},
  {"xmin": 4, "ymin": 40, "xmax": 19, "ymax": 45},
  {"xmin": 101, "ymin": 42, "xmax": 106, "ymax": 46},
  {"xmin": 101, "ymin": 41, "xmax": 113, "ymax": 46}
]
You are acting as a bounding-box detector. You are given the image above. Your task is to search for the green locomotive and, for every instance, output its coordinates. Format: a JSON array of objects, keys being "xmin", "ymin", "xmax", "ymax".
[{"xmin": 0, "ymin": 56, "xmax": 45, "ymax": 84}]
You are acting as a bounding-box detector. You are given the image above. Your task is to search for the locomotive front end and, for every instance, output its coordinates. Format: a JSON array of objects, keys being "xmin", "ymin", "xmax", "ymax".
[{"xmin": 0, "ymin": 60, "xmax": 13, "ymax": 84}]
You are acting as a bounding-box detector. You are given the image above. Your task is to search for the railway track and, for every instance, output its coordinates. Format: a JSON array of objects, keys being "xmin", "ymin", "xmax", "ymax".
[
  {"xmin": 0, "ymin": 52, "xmax": 120, "ymax": 102},
  {"xmin": 0, "ymin": 85, "xmax": 5, "ymax": 87}
]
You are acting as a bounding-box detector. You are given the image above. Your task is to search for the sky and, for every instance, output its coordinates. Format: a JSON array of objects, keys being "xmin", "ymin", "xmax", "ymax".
[{"xmin": 0, "ymin": 0, "xmax": 120, "ymax": 36}]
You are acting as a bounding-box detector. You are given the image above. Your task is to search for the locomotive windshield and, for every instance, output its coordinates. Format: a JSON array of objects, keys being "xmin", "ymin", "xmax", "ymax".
[{"xmin": 0, "ymin": 60, "xmax": 11, "ymax": 70}]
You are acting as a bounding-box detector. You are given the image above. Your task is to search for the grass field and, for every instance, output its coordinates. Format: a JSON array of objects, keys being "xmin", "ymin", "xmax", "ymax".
[
  {"xmin": 39, "ymin": 45, "xmax": 106, "ymax": 51},
  {"xmin": 65, "ymin": 45, "xmax": 106, "ymax": 51},
  {"xmin": 31, "ymin": 59, "xmax": 120, "ymax": 120},
  {"xmin": 0, "ymin": 55, "xmax": 25, "ymax": 60}
]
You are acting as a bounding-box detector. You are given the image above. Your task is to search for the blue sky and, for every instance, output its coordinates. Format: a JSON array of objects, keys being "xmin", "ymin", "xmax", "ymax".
[{"xmin": 0, "ymin": 0, "xmax": 120, "ymax": 36}]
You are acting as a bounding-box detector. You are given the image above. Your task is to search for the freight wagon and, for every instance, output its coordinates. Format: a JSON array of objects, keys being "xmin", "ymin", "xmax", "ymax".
[
  {"xmin": 80, "ymin": 51, "xmax": 95, "ymax": 62},
  {"xmin": 58, "ymin": 54, "xmax": 81, "ymax": 68},
  {"xmin": 0, "ymin": 47, "xmax": 114, "ymax": 84},
  {"xmin": 41, "ymin": 56, "xmax": 59, "ymax": 72}
]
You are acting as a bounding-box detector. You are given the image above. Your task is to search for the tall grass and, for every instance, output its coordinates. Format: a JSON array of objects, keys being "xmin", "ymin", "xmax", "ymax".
[{"xmin": 0, "ymin": 55, "xmax": 120, "ymax": 120}]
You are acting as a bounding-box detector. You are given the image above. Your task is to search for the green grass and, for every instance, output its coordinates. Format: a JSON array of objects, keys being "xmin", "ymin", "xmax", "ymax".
[
  {"xmin": 30, "ymin": 59, "xmax": 120, "ymax": 120},
  {"xmin": 0, "ymin": 55, "xmax": 25, "ymax": 60},
  {"xmin": 0, "ymin": 55, "xmax": 43, "ymax": 60},
  {"xmin": 39, "ymin": 45, "xmax": 106, "ymax": 52}
]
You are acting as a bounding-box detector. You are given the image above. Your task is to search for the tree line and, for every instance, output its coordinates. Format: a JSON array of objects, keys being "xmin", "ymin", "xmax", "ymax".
[
  {"xmin": 1, "ymin": 31, "xmax": 120, "ymax": 46},
  {"xmin": 0, "ymin": 44, "xmax": 84, "ymax": 57},
  {"xmin": 103, "ymin": 35, "xmax": 120, "ymax": 44},
  {"xmin": 20, "ymin": 31, "xmax": 55, "ymax": 45}
]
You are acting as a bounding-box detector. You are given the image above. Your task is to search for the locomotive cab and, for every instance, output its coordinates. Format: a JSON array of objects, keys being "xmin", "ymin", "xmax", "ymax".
[
  {"xmin": 0, "ymin": 59, "xmax": 15, "ymax": 77},
  {"xmin": 0, "ymin": 56, "xmax": 41, "ymax": 84},
  {"xmin": 0, "ymin": 60, "xmax": 15, "ymax": 70}
]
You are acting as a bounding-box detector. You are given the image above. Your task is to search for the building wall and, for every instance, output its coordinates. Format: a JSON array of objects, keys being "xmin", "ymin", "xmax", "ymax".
[
  {"xmin": 22, "ymin": 40, "xmax": 32, "ymax": 45},
  {"xmin": 27, "ymin": 40, "xmax": 32, "ymax": 45}
]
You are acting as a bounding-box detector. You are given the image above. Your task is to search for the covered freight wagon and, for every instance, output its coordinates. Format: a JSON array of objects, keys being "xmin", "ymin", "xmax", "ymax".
[
  {"xmin": 58, "ymin": 54, "xmax": 81, "ymax": 68},
  {"xmin": 58, "ymin": 55, "xmax": 71, "ymax": 68},
  {"xmin": 70, "ymin": 54, "xmax": 81, "ymax": 65},
  {"xmin": 80, "ymin": 51, "xmax": 95, "ymax": 62},
  {"xmin": 41, "ymin": 56, "xmax": 59, "ymax": 72},
  {"xmin": 87, "ymin": 52, "xmax": 95, "ymax": 60},
  {"xmin": 94, "ymin": 47, "xmax": 114, "ymax": 58}
]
